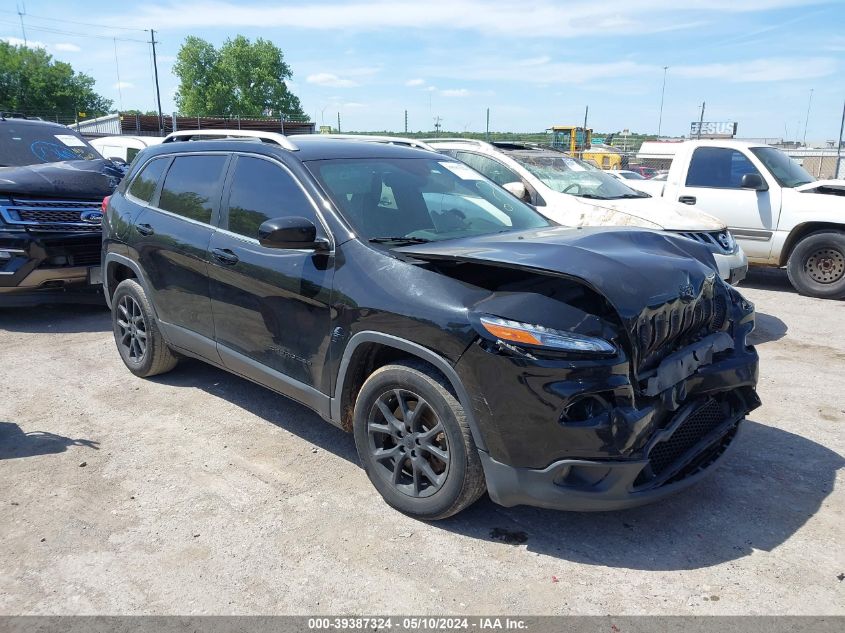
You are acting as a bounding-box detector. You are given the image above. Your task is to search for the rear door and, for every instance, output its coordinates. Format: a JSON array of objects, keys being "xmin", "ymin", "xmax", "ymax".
[
  {"xmin": 133, "ymin": 153, "xmax": 229, "ymax": 356},
  {"xmin": 207, "ymin": 154, "xmax": 334, "ymax": 401},
  {"xmin": 675, "ymin": 146, "xmax": 781, "ymax": 260}
]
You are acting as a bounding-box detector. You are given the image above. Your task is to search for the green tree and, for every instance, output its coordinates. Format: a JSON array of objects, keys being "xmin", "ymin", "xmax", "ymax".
[
  {"xmin": 0, "ymin": 42, "xmax": 112, "ymax": 116},
  {"xmin": 173, "ymin": 35, "xmax": 304, "ymax": 119}
]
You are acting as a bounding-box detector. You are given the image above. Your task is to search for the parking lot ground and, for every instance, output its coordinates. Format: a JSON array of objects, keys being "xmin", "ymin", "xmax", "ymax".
[{"xmin": 0, "ymin": 268, "xmax": 843, "ymax": 615}]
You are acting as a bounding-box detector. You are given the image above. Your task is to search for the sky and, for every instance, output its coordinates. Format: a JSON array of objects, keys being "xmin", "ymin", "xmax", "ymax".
[{"xmin": 2, "ymin": 0, "xmax": 845, "ymax": 141}]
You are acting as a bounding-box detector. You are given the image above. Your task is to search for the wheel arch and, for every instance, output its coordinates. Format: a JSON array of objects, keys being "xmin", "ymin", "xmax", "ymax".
[
  {"xmin": 103, "ymin": 253, "xmax": 157, "ymax": 317},
  {"xmin": 332, "ymin": 332, "xmax": 486, "ymax": 451},
  {"xmin": 780, "ymin": 222, "xmax": 845, "ymax": 267}
]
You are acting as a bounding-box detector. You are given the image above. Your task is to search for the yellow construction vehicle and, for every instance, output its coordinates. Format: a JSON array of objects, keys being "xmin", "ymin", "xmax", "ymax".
[{"xmin": 548, "ymin": 126, "xmax": 592, "ymax": 154}]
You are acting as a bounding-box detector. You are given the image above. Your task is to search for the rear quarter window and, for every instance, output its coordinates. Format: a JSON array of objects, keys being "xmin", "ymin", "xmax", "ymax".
[{"xmin": 127, "ymin": 157, "xmax": 169, "ymax": 203}]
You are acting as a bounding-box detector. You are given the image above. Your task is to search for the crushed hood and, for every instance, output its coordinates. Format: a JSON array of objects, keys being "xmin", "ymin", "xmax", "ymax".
[
  {"xmin": 395, "ymin": 226, "xmax": 719, "ymax": 322},
  {"xmin": 565, "ymin": 194, "xmax": 726, "ymax": 231},
  {"xmin": 0, "ymin": 159, "xmax": 123, "ymax": 199},
  {"xmin": 795, "ymin": 179, "xmax": 845, "ymax": 196}
]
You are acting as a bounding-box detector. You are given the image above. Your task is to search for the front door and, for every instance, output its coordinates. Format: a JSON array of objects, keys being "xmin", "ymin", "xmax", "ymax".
[
  {"xmin": 207, "ymin": 154, "xmax": 334, "ymax": 401},
  {"xmin": 675, "ymin": 146, "xmax": 782, "ymax": 261},
  {"xmin": 133, "ymin": 153, "xmax": 229, "ymax": 350}
]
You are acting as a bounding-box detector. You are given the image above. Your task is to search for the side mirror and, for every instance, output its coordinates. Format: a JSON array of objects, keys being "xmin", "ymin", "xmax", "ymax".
[
  {"xmin": 108, "ymin": 156, "xmax": 128, "ymax": 166},
  {"xmin": 741, "ymin": 173, "xmax": 768, "ymax": 191},
  {"xmin": 258, "ymin": 216, "xmax": 330, "ymax": 251},
  {"xmin": 502, "ymin": 181, "xmax": 529, "ymax": 201}
]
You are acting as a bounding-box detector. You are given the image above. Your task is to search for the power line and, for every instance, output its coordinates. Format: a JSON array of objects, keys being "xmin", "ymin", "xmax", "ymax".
[
  {"xmin": 0, "ymin": 8, "xmax": 147, "ymax": 32},
  {"xmin": 0, "ymin": 18, "xmax": 147, "ymax": 43}
]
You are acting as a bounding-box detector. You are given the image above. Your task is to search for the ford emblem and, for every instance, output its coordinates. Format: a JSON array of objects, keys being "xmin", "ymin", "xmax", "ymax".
[{"xmin": 81, "ymin": 210, "xmax": 103, "ymax": 224}]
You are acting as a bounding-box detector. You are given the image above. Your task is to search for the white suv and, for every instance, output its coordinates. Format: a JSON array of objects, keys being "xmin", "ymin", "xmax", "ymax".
[{"xmin": 427, "ymin": 140, "xmax": 748, "ymax": 284}]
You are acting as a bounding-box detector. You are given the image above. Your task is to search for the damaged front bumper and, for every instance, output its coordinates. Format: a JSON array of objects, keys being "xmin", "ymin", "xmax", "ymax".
[
  {"xmin": 0, "ymin": 230, "xmax": 103, "ymax": 306},
  {"xmin": 456, "ymin": 312, "xmax": 760, "ymax": 512}
]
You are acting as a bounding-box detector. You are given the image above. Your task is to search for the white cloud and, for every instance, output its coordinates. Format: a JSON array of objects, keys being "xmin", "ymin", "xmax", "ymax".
[
  {"xmin": 405, "ymin": 78, "xmax": 426, "ymax": 86},
  {"xmin": 2, "ymin": 36, "xmax": 46, "ymax": 49},
  {"xmin": 440, "ymin": 88, "xmax": 470, "ymax": 97},
  {"xmin": 306, "ymin": 72, "xmax": 359, "ymax": 88},
  {"xmin": 113, "ymin": 81, "xmax": 135, "ymax": 90},
  {"xmin": 109, "ymin": 0, "xmax": 829, "ymax": 37},
  {"xmin": 54, "ymin": 42, "xmax": 81, "ymax": 52},
  {"xmin": 673, "ymin": 57, "xmax": 838, "ymax": 82}
]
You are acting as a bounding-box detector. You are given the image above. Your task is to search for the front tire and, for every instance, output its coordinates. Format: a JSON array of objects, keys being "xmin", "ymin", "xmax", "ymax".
[
  {"xmin": 786, "ymin": 231, "xmax": 845, "ymax": 299},
  {"xmin": 111, "ymin": 279, "xmax": 178, "ymax": 377},
  {"xmin": 353, "ymin": 361, "xmax": 486, "ymax": 520}
]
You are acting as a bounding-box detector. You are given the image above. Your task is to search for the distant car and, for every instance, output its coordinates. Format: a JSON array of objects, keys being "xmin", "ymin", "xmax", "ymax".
[
  {"xmin": 609, "ymin": 169, "xmax": 647, "ymax": 181},
  {"xmin": 651, "ymin": 172, "xmax": 668, "ymax": 181},
  {"xmin": 90, "ymin": 135, "xmax": 163, "ymax": 165},
  {"xmin": 0, "ymin": 116, "xmax": 123, "ymax": 306},
  {"xmin": 628, "ymin": 165, "xmax": 659, "ymax": 179},
  {"xmin": 426, "ymin": 139, "xmax": 748, "ymax": 284}
]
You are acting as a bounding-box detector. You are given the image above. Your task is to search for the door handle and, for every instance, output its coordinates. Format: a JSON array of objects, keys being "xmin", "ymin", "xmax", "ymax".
[
  {"xmin": 136, "ymin": 223, "xmax": 154, "ymax": 236},
  {"xmin": 678, "ymin": 196, "xmax": 697, "ymax": 205},
  {"xmin": 211, "ymin": 248, "xmax": 239, "ymax": 265}
]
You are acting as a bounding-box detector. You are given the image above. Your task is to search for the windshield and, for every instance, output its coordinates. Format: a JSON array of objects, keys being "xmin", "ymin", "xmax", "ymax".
[
  {"xmin": 511, "ymin": 154, "xmax": 648, "ymax": 199},
  {"xmin": 0, "ymin": 122, "xmax": 102, "ymax": 167},
  {"xmin": 308, "ymin": 157, "xmax": 551, "ymax": 243},
  {"xmin": 750, "ymin": 146, "xmax": 814, "ymax": 188}
]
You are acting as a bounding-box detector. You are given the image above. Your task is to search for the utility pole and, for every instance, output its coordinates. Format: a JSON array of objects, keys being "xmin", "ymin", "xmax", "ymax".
[
  {"xmin": 697, "ymin": 101, "xmax": 706, "ymax": 139},
  {"xmin": 149, "ymin": 29, "xmax": 164, "ymax": 136},
  {"xmin": 404, "ymin": 109, "xmax": 408, "ymax": 134},
  {"xmin": 657, "ymin": 65, "xmax": 668, "ymax": 138},
  {"xmin": 803, "ymin": 88, "xmax": 814, "ymax": 147},
  {"xmin": 486, "ymin": 107, "xmax": 490, "ymax": 140},
  {"xmin": 337, "ymin": 112, "xmax": 341, "ymax": 133},
  {"xmin": 582, "ymin": 105, "xmax": 589, "ymax": 157},
  {"xmin": 433, "ymin": 116, "xmax": 442, "ymax": 136},
  {"xmin": 836, "ymin": 99, "xmax": 845, "ymax": 180},
  {"xmin": 17, "ymin": 2, "xmax": 27, "ymax": 47}
]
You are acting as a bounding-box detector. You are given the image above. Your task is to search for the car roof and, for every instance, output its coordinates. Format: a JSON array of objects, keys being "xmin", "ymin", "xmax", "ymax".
[
  {"xmin": 142, "ymin": 135, "xmax": 437, "ymax": 162},
  {"xmin": 0, "ymin": 117, "xmax": 79, "ymax": 133}
]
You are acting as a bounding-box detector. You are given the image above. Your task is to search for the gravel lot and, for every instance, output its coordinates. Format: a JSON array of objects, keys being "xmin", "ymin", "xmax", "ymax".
[{"xmin": 1, "ymin": 268, "xmax": 842, "ymax": 615}]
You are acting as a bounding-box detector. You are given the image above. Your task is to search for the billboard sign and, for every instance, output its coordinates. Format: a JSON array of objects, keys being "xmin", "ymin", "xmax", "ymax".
[{"xmin": 690, "ymin": 121, "xmax": 738, "ymax": 138}]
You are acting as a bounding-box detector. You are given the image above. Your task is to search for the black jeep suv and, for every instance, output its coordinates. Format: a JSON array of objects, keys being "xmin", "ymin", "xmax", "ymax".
[
  {"xmin": 0, "ymin": 116, "xmax": 123, "ymax": 306},
  {"xmin": 102, "ymin": 131, "xmax": 760, "ymax": 519}
]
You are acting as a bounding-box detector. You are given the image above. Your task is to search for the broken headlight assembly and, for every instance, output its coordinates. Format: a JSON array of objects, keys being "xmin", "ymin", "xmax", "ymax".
[{"xmin": 477, "ymin": 315, "xmax": 616, "ymax": 355}]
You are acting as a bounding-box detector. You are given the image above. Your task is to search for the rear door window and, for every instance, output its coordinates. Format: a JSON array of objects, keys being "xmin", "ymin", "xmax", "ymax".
[
  {"xmin": 158, "ymin": 155, "xmax": 229, "ymax": 224},
  {"xmin": 224, "ymin": 156, "xmax": 314, "ymax": 239},
  {"xmin": 128, "ymin": 157, "xmax": 169, "ymax": 203}
]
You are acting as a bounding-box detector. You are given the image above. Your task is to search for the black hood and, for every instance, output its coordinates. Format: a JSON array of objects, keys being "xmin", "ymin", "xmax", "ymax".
[
  {"xmin": 0, "ymin": 159, "xmax": 122, "ymax": 199},
  {"xmin": 394, "ymin": 226, "xmax": 720, "ymax": 321}
]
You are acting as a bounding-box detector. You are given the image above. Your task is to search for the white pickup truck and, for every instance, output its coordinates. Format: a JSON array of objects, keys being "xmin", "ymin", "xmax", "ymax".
[{"xmin": 628, "ymin": 140, "xmax": 845, "ymax": 298}]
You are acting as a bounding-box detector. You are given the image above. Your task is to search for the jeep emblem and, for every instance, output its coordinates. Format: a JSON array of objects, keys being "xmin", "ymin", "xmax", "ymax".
[{"xmin": 678, "ymin": 283, "xmax": 696, "ymax": 303}]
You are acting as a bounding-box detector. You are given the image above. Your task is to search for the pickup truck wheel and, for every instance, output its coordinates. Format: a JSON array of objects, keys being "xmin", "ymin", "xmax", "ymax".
[
  {"xmin": 787, "ymin": 231, "xmax": 845, "ymax": 299},
  {"xmin": 353, "ymin": 361, "xmax": 486, "ymax": 520},
  {"xmin": 112, "ymin": 279, "xmax": 179, "ymax": 377}
]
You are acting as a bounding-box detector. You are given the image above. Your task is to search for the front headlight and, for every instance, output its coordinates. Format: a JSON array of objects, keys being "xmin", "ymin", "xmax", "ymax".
[
  {"xmin": 716, "ymin": 230, "xmax": 737, "ymax": 252},
  {"xmin": 478, "ymin": 316, "xmax": 615, "ymax": 355}
]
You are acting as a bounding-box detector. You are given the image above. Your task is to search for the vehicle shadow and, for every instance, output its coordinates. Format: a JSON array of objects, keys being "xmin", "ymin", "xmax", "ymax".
[
  {"xmin": 0, "ymin": 421, "xmax": 100, "ymax": 460},
  {"xmin": 748, "ymin": 311, "xmax": 788, "ymax": 345},
  {"xmin": 740, "ymin": 268, "xmax": 795, "ymax": 293},
  {"xmin": 148, "ymin": 359, "xmax": 358, "ymax": 464},
  {"xmin": 437, "ymin": 420, "xmax": 843, "ymax": 571},
  {"xmin": 0, "ymin": 304, "xmax": 111, "ymax": 334}
]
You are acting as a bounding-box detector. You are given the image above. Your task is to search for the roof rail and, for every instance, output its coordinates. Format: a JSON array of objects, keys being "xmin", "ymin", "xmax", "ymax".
[
  {"xmin": 162, "ymin": 129, "xmax": 298, "ymax": 151},
  {"xmin": 421, "ymin": 137, "xmax": 492, "ymax": 147},
  {"xmin": 318, "ymin": 134, "xmax": 435, "ymax": 151}
]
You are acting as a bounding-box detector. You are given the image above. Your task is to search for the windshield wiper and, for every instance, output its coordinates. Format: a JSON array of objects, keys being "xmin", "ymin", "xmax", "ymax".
[
  {"xmin": 369, "ymin": 236, "xmax": 432, "ymax": 244},
  {"xmin": 609, "ymin": 192, "xmax": 651, "ymax": 199},
  {"xmin": 575, "ymin": 193, "xmax": 607, "ymax": 200}
]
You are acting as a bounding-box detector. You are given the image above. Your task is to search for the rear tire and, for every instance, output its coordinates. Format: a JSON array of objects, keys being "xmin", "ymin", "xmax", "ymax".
[
  {"xmin": 786, "ymin": 231, "xmax": 845, "ymax": 299},
  {"xmin": 353, "ymin": 360, "xmax": 486, "ymax": 520},
  {"xmin": 111, "ymin": 279, "xmax": 178, "ymax": 377}
]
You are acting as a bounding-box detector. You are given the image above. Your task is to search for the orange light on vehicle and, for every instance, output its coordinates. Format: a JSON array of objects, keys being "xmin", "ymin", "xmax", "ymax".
[{"xmin": 480, "ymin": 320, "xmax": 542, "ymax": 346}]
